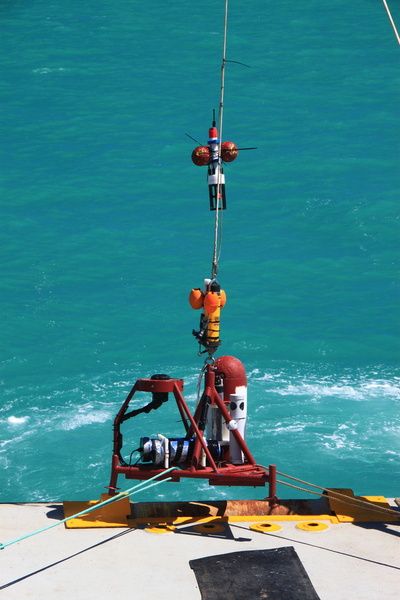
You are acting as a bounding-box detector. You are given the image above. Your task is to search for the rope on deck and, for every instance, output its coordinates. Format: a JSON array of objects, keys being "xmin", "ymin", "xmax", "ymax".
[{"xmin": 0, "ymin": 467, "xmax": 177, "ymax": 551}]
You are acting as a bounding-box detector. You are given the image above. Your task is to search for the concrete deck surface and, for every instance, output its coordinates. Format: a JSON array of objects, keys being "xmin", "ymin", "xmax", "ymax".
[{"xmin": 0, "ymin": 502, "xmax": 399, "ymax": 599}]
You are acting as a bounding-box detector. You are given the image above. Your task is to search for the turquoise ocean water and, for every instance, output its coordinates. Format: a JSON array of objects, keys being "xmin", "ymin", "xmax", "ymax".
[{"xmin": 1, "ymin": 1, "xmax": 399, "ymax": 502}]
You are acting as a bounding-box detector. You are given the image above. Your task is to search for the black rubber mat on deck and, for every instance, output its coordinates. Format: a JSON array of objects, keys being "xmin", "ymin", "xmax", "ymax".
[{"xmin": 190, "ymin": 546, "xmax": 321, "ymax": 600}]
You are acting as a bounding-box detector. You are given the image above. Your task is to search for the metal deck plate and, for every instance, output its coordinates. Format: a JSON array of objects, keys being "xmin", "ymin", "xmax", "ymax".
[
  {"xmin": 63, "ymin": 495, "xmax": 131, "ymax": 528},
  {"xmin": 327, "ymin": 489, "xmax": 398, "ymax": 522}
]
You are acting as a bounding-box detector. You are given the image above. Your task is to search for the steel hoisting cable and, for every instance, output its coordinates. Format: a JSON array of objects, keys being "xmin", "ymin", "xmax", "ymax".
[
  {"xmin": 0, "ymin": 468, "xmax": 177, "ymax": 551},
  {"xmin": 382, "ymin": 0, "xmax": 400, "ymax": 45},
  {"xmin": 211, "ymin": 0, "xmax": 229, "ymax": 280}
]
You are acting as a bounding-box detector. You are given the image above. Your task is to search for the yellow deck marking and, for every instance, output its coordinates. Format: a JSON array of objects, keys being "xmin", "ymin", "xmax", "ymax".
[
  {"xmin": 250, "ymin": 523, "xmax": 282, "ymax": 533},
  {"xmin": 127, "ymin": 513, "xmax": 339, "ymax": 528},
  {"xmin": 192, "ymin": 522, "xmax": 226, "ymax": 534},
  {"xmin": 327, "ymin": 489, "xmax": 398, "ymax": 522},
  {"xmin": 63, "ymin": 494, "xmax": 131, "ymax": 528},
  {"xmin": 296, "ymin": 521, "xmax": 329, "ymax": 532},
  {"xmin": 145, "ymin": 523, "xmax": 176, "ymax": 534}
]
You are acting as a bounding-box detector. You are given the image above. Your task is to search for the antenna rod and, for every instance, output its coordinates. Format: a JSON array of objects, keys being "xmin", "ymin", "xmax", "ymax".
[
  {"xmin": 382, "ymin": 0, "xmax": 400, "ymax": 45},
  {"xmin": 211, "ymin": 0, "xmax": 229, "ymax": 280}
]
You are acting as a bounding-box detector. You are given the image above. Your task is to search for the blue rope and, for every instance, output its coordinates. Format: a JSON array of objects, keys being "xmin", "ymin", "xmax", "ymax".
[{"xmin": 0, "ymin": 467, "xmax": 177, "ymax": 551}]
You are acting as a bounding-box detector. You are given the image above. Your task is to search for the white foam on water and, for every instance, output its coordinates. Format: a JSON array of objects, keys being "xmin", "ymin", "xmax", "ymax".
[
  {"xmin": 60, "ymin": 408, "xmax": 112, "ymax": 431},
  {"xmin": 269, "ymin": 382, "xmax": 365, "ymax": 400},
  {"xmin": 382, "ymin": 424, "xmax": 400, "ymax": 434},
  {"xmin": 360, "ymin": 380, "xmax": 400, "ymax": 399},
  {"xmin": 0, "ymin": 455, "xmax": 10, "ymax": 469},
  {"xmin": 32, "ymin": 67, "xmax": 69, "ymax": 74},
  {"xmin": 252, "ymin": 371, "xmax": 286, "ymax": 382},
  {"xmin": 87, "ymin": 462, "xmax": 103, "ymax": 469},
  {"xmin": 251, "ymin": 368, "xmax": 400, "ymax": 403},
  {"xmin": 384, "ymin": 449, "xmax": 400, "ymax": 463},
  {"xmin": 320, "ymin": 433, "xmax": 362, "ymax": 452},
  {"xmin": 264, "ymin": 422, "xmax": 307, "ymax": 434},
  {"xmin": 6, "ymin": 415, "xmax": 29, "ymax": 425},
  {"xmin": 0, "ymin": 429, "xmax": 34, "ymax": 449}
]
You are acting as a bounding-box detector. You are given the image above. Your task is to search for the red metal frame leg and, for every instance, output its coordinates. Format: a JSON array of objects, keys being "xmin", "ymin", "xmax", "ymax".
[
  {"xmin": 108, "ymin": 454, "xmax": 120, "ymax": 496},
  {"xmin": 268, "ymin": 464, "xmax": 277, "ymax": 503},
  {"xmin": 172, "ymin": 383, "xmax": 218, "ymax": 471}
]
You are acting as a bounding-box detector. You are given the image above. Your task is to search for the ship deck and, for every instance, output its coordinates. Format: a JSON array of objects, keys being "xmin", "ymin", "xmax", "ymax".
[{"xmin": 1, "ymin": 498, "xmax": 399, "ymax": 599}]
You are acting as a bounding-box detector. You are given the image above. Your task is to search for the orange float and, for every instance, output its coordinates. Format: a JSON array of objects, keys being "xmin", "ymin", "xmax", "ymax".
[{"xmin": 189, "ymin": 288, "xmax": 204, "ymax": 309}]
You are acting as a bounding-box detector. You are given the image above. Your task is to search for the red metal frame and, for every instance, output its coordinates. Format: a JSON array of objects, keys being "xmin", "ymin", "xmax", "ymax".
[{"xmin": 108, "ymin": 365, "xmax": 276, "ymax": 498}]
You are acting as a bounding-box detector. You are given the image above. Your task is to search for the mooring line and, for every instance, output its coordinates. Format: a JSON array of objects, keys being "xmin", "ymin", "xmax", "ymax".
[
  {"xmin": 0, "ymin": 468, "xmax": 177, "ymax": 551},
  {"xmin": 270, "ymin": 467, "xmax": 400, "ymax": 519}
]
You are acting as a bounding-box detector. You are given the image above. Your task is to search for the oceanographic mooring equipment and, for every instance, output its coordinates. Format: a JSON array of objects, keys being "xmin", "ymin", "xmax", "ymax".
[{"xmin": 108, "ymin": 0, "xmax": 276, "ymax": 500}]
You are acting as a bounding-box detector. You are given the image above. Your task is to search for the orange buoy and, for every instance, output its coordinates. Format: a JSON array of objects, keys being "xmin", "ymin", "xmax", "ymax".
[
  {"xmin": 192, "ymin": 146, "xmax": 211, "ymax": 166},
  {"xmin": 203, "ymin": 291, "xmax": 220, "ymax": 315},
  {"xmin": 221, "ymin": 141, "xmax": 238, "ymax": 162},
  {"xmin": 189, "ymin": 288, "xmax": 204, "ymax": 309},
  {"xmin": 219, "ymin": 289, "xmax": 227, "ymax": 308}
]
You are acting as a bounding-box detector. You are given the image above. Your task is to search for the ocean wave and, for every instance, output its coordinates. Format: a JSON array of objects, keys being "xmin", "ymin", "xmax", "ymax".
[
  {"xmin": 0, "ymin": 429, "xmax": 34, "ymax": 451},
  {"xmin": 32, "ymin": 67, "xmax": 69, "ymax": 75},
  {"xmin": 254, "ymin": 421, "xmax": 308, "ymax": 434},
  {"xmin": 59, "ymin": 408, "xmax": 112, "ymax": 431},
  {"xmin": 320, "ymin": 433, "xmax": 362, "ymax": 452},
  {"xmin": 250, "ymin": 367, "xmax": 400, "ymax": 402},
  {"xmin": 271, "ymin": 382, "xmax": 366, "ymax": 400}
]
